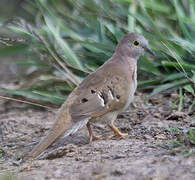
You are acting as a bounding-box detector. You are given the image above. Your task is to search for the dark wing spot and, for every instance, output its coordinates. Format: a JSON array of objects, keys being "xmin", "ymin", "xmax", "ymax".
[
  {"xmin": 81, "ymin": 98, "xmax": 88, "ymax": 103},
  {"xmin": 100, "ymin": 92, "xmax": 108, "ymax": 105},
  {"xmin": 91, "ymin": 89, "xmax": 96, "ymax": 94},
  {"xmin": 107, "ymin": 86, "xmax": 115, "ymax": 97},
  {"xmin": 116, "ymin": 95, "xmax": 120, "ymax": 99}
]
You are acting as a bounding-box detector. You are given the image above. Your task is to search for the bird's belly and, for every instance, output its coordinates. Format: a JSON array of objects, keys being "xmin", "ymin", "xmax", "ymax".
[
  {"xmin": 122, "ymin": 79, "xmax": 137, "ymax": 111},
  {"xmin": 90, "ymin": 110, "xmax": 120, "ymax": 125}
]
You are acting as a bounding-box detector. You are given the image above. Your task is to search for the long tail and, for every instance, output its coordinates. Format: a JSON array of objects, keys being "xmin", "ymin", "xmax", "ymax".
[
  {"xmin": 27, "ymin": 102, "xmax": 72, "ymax": 159},
  {"xmin": 29, "ymin": 124, "xmax": 67, "ymax": 159},
  {"xmin": 26, "ymin": 96, "xmax": 89, "ymax": 159}
]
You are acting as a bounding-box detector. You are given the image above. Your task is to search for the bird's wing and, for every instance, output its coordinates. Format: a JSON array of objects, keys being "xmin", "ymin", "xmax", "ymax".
[{"xmin": 69, "ymin": 65, "xmax": 130, "ymax": 122}]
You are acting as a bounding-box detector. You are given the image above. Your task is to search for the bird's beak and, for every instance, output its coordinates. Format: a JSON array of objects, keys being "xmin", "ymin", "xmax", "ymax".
[{"xmin": 145, "ymin": 47, "xmax": 155, "ymax": 56}]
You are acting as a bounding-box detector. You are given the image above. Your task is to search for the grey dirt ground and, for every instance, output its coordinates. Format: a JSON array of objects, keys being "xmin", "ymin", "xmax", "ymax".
[{"xmin": 0, "ymin": 92, "xmax": 194, "ymax": 180}]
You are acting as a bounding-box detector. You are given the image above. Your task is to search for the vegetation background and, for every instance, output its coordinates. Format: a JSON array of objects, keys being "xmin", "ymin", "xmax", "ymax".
[{"xmin": 0, "ymin": 0, "xmax": 194, "ymax": 109}]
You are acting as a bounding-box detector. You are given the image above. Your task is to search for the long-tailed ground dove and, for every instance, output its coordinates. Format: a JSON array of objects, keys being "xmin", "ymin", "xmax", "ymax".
[{"xmin": 27, "ymin": 33, "xmax": 154, "ymax": 159}]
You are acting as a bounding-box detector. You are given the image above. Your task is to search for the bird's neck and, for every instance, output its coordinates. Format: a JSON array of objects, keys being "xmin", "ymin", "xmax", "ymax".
[
  {"xmin": 110, "ymin": 52, "xmax": 137, "ymax": 77},
  {"xmin": 113, "ymin": 52, "xmax": 138, "ymax": 67}
]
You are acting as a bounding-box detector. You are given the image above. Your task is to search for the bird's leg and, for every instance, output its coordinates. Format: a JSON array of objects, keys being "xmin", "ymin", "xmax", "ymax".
[
  {"xmin": 108, "ymin": 124, "xmax": 128, "ymax": 139},
  {"xmin": 86, "ymin": 122, "xmax": 103, "ymax": 143},
  {"xmin": 86, "ymin": 122, "xmax": 93, "ymax": 143}
]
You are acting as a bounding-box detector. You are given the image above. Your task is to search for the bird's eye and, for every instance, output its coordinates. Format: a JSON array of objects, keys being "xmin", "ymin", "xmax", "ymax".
[{"xmin": 133, "ymin": 40, "xmax": 140, "ymax": 46}]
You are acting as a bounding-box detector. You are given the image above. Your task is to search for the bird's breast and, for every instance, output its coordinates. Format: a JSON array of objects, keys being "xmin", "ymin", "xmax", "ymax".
[{"xmin": 122, "ymin": 64, "xmax": 137, "ymax": 111}]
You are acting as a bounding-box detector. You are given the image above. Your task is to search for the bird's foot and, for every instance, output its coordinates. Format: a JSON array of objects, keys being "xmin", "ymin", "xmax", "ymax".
[
  {"xmin": 89, "ymin": 135, "xmax": 103, "ymax": 143},
  {"xmin": 108, "ymin": 133, "xmax": 128, "ymax": 139},
  {"xmin": 87, "ymin": 122, "xmax": 103, "ymax": 143},
  {"xmin": 108, "ymin": 125, "xmax": 128, "ymax": 139},
  {"xmin": 93, "ymin": 135, "xmax": 103, "ymax": 140}
]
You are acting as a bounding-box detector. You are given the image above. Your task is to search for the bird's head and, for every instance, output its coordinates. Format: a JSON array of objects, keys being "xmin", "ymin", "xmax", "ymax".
[{"xmin": 116, "ymin": 33, "xmax": 155, "ymax": 59}]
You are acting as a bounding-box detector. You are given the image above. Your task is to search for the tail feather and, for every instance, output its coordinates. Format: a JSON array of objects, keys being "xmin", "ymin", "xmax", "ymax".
[
  {"xmin": 61, "ymin": 118, "xmax": 89, "ymax": 138},
  {"xmin": 27, "ymin": 107, "xmax": 89, "ymax": 159},
  {"xmin": 29, "ymin": 118, "xmax": 89, "ymax": 159},
  {"xmin": 29, "ymin": 126, "xmax": 66, "ymax": 159},
  {"xmin": 26, "ymin": 90, "xmax": 90, "ymax": 159},
  {"xmin": 27, "ymin": 98, "xmax": 73, "ymax": 159}
]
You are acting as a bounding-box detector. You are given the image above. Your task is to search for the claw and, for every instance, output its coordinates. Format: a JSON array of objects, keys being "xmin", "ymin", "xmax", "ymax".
[
  {"xmin": 109, "ymin": 125, "xmax": 128, "ymax": 138},
  {"xmin": 87, "ymin": 122, "xmax": 103, "ymax": 143}
]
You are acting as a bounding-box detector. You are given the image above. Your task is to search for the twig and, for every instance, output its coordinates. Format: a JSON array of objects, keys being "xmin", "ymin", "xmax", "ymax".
[{"xmin": 0, "ymin": 95, "xmax": 54, "ymax": 111}]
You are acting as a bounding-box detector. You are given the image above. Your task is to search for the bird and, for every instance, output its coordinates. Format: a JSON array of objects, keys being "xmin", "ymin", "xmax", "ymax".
[{"xmin": 26, "ymin": 32, "xmax": 154, "ymax": 159}]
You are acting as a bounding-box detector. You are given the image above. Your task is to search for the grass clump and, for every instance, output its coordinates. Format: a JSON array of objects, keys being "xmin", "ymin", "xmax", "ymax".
[
  {"xmin": 166, "ymin": 127, "xmax": 195, "ymax": 156},
  {"xmin": 0, "ymin": 0, "xmax": 194, "ymax": 110}
]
